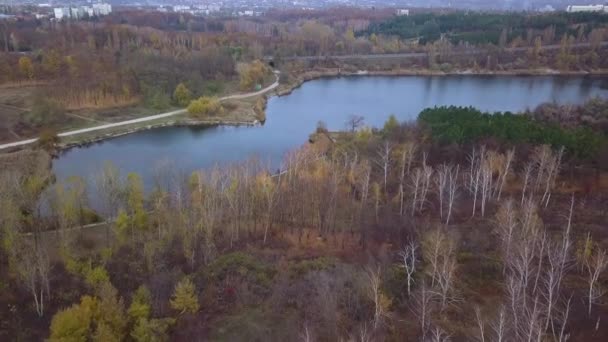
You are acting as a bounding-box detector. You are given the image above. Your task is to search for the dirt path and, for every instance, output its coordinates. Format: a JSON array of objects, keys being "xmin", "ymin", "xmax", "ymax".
[
  {"xmin": 273, "ymin": 42, "xmax": 608, "ymax": 61},
  {"xmin": 0, "ymin": 73, "xmax": 279, "ymax": 150}
]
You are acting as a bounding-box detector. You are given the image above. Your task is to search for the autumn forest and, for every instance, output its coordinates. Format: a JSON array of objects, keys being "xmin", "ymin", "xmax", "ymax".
[{"xmin": 1, "ymin": 7, "xmax": 608, "ymax": 342}]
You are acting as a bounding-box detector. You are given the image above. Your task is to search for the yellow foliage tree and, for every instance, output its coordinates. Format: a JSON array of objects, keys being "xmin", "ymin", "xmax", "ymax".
[
  {"xmin": 49, "ymin": 296, "xmax": 97, "ymax": 341},
  {"xmin": 50, "ymin": 283, "xmax": 127, "ymax": 341},
  {"xmin": 170, "ymin": 278, "xmax": 199, "ymax": 314},
  {"xmin": 18, "ymin": 56, "xmax": 34, "ymax": 80},
  {"xmin": 239, "ymin": 60, "xmax": 269, "ymax": 91},
  {"xmin": 128, "ymin": 286, "xmax": 152, "ymax": 322},
  {"xmin": 173, "ymin": 83, "xmax": 191, "ymax": 107}
]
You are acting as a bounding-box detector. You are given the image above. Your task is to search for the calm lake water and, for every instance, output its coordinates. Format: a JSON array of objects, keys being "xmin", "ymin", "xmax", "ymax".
[{"xmin": 53, "ymin": 75, "xmax": 608, "ymax": 185}]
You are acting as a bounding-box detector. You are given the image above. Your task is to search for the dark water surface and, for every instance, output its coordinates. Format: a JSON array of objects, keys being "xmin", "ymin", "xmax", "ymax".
[{"xmin": 53, "ymin": 75, "xmax": 608, "ymax": 185}]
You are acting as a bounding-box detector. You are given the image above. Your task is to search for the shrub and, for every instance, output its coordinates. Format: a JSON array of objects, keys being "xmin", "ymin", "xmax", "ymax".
[
  {"xmin": 205, "ymin": 252, "xmax": 276, "ymax": 289},
  {"xmin": 24, "ymin": 97, "xmax": 65, "ymax": 127},
  {"xmin": 187, "ymin": 96, "xmax": 224, "ymax": 118},
  {"xmin": 38, "ymin": 128, "xmax": 60, "ymax": 152}
]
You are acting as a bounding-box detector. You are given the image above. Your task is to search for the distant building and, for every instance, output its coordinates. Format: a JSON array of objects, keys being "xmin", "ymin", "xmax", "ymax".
[
  {"xmin": 539, "ymin": 5, "xmax": 556, "ymax": 12},
  {"xmin": 82, "ymin": 6, "xmax": 95, "ymax": 17},
  {"xmin": 396, "ymin": 9, "xmax": 410, "ymax": 16},
  {"xmin": 53, "ymin": 3, "xmax": 112, "ymax": 20},
  {"xmin": 173, "ymin": 5, "xmax": 190, "ymax": 13},
  {"xmin": 566, "ymin": 4, "xmax": 606, "ymax": 13},
  {"xmin": 53, "ymin": 7, "xmax": 69, "ymax": 20},
  {"xmin": 70, "ymin": 6, "xmax": 85, "ymax": 19},
  {"xmin": 92, "ymin": 3, "xmax": 112, "ymax": 16}
]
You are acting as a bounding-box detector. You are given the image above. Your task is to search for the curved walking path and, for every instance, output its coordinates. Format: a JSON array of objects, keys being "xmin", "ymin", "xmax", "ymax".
[{"xmin": 0, "ymin": 74, "xmax": 280, "ymax": 150}]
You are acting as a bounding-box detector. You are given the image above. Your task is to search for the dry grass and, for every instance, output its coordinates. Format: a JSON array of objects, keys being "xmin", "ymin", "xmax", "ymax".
[{"xmin": 0, "ymin": 149, "xmax": 52, "ymax": 186}]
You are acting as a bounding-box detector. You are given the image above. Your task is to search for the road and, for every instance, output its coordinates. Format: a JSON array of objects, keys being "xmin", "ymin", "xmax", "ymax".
[
  {"xmin": 268, "ymin": 42, "xmax": 608, "ymax": 61},
  {"xmin": 0, "ymin": 74, "xmax": 280, "ymax": 150}
]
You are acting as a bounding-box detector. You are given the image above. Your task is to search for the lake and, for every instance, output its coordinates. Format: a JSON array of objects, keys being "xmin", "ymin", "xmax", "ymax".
[{"xmin": 52, "ymin": 75, "xmax": 608, "ymax": 185}]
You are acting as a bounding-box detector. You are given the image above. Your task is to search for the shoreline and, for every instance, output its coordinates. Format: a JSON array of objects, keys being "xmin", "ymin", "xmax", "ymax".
[
  {"xmin": 56, "ymin": 118, "xmax": 261, "ymax": 153},
  {"xmin": 275, "ymin": 67, "xmax": 608, "ymax": 97}
]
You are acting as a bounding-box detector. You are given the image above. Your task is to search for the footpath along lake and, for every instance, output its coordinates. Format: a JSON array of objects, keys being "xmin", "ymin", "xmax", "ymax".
[{"xmin": 53, "ymin": 75, "xmax": 608, "ymax": 185}]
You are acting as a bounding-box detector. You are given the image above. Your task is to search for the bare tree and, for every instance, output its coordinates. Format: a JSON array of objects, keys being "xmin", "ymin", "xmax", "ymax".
[
  {"xmin": 435, "ymin": 241, "xmax": 457, "ymax": 311},
  {"xmin": 350, "ymin": 323, "xmax": 374, "ymax": 342},
  {"xmin": 541, "ymin": 240, "xmax": 564, "ymax": 333},
  {"xmin": 585, "ymin": 246, "xmax": 608, "ymax": 316},
  {"xmin": 532, "ymin": 229, "xmax": 547, "ymax": 295},
  {"xmin": 399, "ymin": 240, "xmax": 418, "ymax": 296},
  {"xmin": 479, "ymin": 162, "xmax": 492, "ymax": 217},
  {"xmin": 374, "ymin": 141, "xmax": 392, "ymax": 191},
  {"xmin": 532, "ymin": 145, "xmax": 551, "ymax": 195},
  {"xmin": 397, "ymin": 142, "xmax": 417, "ymax": 217},
  {"xmin": 366, "ymin": 266, "xmax": 387, "ymax": 330},
  {"xmin": 520, "ymin": 162, "xmax": 533, "ymax": 206},
  {"xmin": 412, "ymin": 280, "xmax": 435, "ymax": 340},
  {"xmin": 428, "ymin": 326, "xmax": 451, "ymax": 342},
  {"xmin": 468, "ymin": 147, "xmax": 485, "ymax": 217},
  {"xmin": 17, "ymin": 240, "xmax": 51, "ymax": 317},
  {"xmin": 495, "ymin": 148, "xmax": 515, "ymax": 201},
  {"xmin": 345, "ymin": 114, "xmax": 365, "ymax": 132},
  {"xmin": 505, "ymin": 273, "xmax": 523, "ymax": 331},
  {"xmin": 423, "ymin": 229, "xmax": 457, "ymax": 310},
  {"xmin": 435, "ymin": 164, "xmax": 449, "ymax": 220},
  {"xmin": 556, "ymin": 296, "xmax": 572, "ymax": 342},
  {"xmin": 357, "ymin": 160, "xmax": 372, "ymax": 216},
  {"xmin": 300, "ymin": 324, "xmax": 314, "ymax": 342},
  {"xmin": 445, "ymin": 165, "xmax": 459, "ymax": 226},
  {"xmin": 496, "ymin": 199, "xmax": 517, "ymax": 274},
  {"xmin": 520, "ymin": 295, "xmax": 543, "ymax": 342},
  {"xmin": 411, "ymin": 168, "xmax": 422, "ymax": 216},
  {"xmin": 256, "ymin": 172, "xmax": 279, "ymax": 244},
  {"xmin": 474, "ymin": 306, "xmax": 486, "ymax": 342},
  {"xmin": 540, "ymin": 147, "xmax": 564, "ymax": 208},
  {"xmin": 95, "ymin": 161, "xmax": 124, "ymax": 220},
  {"xmin": 490, "ymin": 306, "xmax": 508, "ymax": 342},
  {"xmin": 419, "ymin": 157, "xmax": 433, "ymax": 212},
  {"xmin": 526, "ymin": 145, "xmax": 563, "ymax": 207}
]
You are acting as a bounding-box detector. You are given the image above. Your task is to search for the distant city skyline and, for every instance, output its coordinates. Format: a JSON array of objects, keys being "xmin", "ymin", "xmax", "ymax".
[{"xmin": 1, "ymin": 0, "xmax": 608, "ymax": 11}]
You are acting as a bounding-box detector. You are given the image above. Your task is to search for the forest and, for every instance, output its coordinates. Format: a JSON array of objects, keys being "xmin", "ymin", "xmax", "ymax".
[
  {"xmin": 364, "ymin": 11, "xmax": 608, "ymax": 45},
  {"xmin": 418, "ymin": 105, "xmax": 606, "ymax": 160},
  {"xmin": 1, "ymin": 99, "xmax": 607, "ymax": 340}
]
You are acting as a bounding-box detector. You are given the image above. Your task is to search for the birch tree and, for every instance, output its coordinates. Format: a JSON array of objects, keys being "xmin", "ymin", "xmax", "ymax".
[
  {"xmin": 445, "ymin": 165, "xmax": 459, "ymax": 226},
  {"xmin": 399, "ymin": 240, "xmax": 418, "ymax": 296},
  {"xmin": 256, "ymin": 173, "xmax": 278, "ymax": 244},
  {"xmin": 374, "ymin": 141, "xmax": 392, "ymax": 192},
  {"xmin": 412, "ymin": 281, "xmax": 434, "ymax": 340},
  {"xmin": 396, "ymin": 142, "xmax": 417, "ymax": 217},
  {"xmin": 17, "ymin": 240, "xmax": 51, "ymax": 317},
  {"xmin": 366, "ymin": 266, "xmax": 389, "ymax": 330},
  {"xmin": 495, "ymin": 149, "xmax": 514, "ymax": 201},
  {"xmin": 584, "ymin": 245, "xmax": 608, "ymax": 316},
  {"xmin": 490, "ymin": 306, "xmax": 508, "ymax": 342}
]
